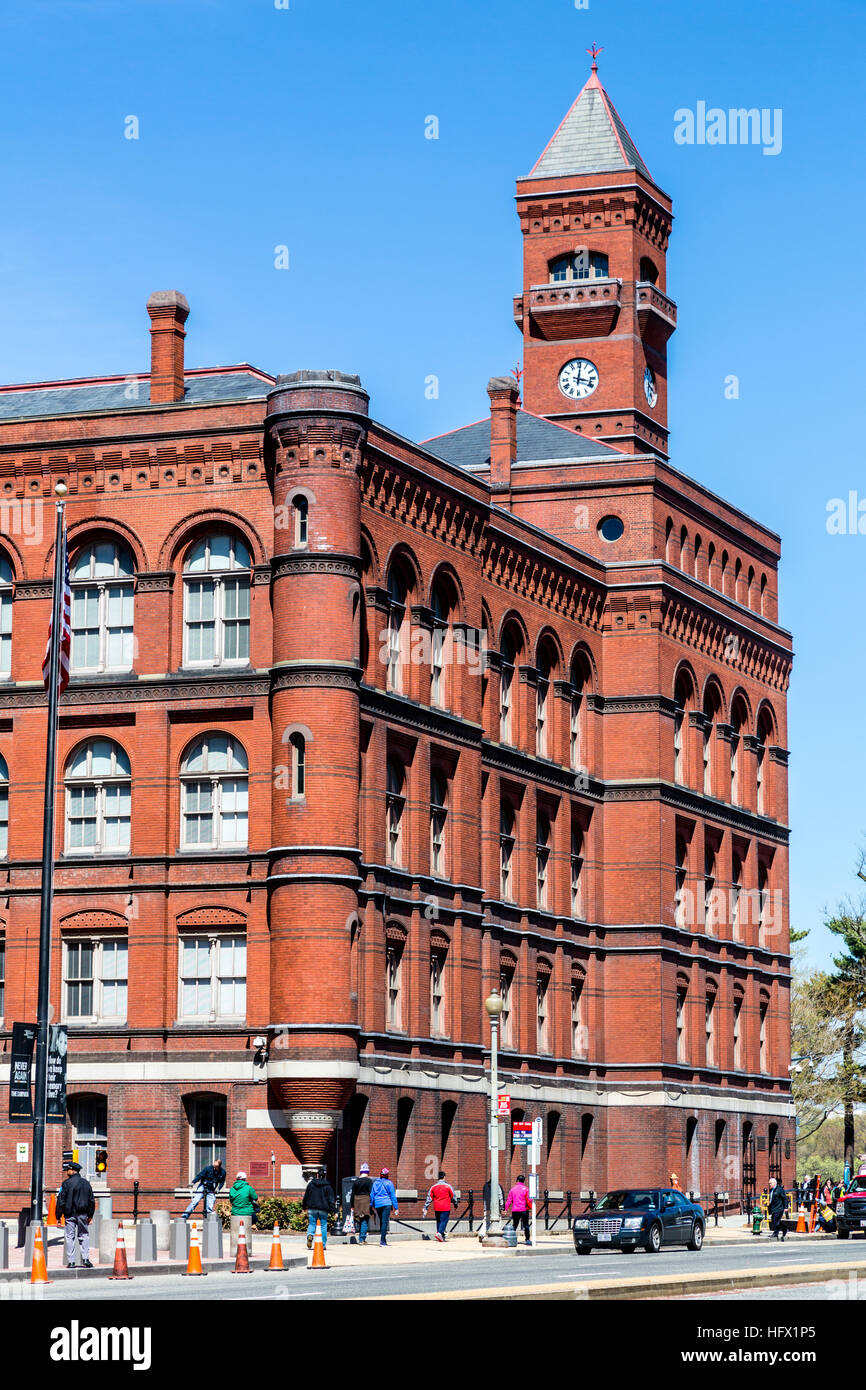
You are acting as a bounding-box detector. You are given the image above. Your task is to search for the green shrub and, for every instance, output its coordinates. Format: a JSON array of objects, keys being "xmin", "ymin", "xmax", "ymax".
[{"xmin": 214, "ymin": 1194, "xmax": 338, "ymax": 1233}]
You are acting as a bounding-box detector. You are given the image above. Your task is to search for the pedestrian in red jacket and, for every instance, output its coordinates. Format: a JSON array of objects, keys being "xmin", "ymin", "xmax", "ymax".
[
  {"xmin": 505, "ymin": 1175, "xmax": 532, "ymax": 1245},
  {"xmin": 422, "ymin": 1170, "xmax": 457, "ymax": 1242}
]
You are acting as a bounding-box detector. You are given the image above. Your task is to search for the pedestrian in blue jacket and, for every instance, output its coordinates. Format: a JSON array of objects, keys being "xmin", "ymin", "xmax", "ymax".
[{"xmin": 370, "ymin": 1167, "xmax": 399, "ymax": 1246}]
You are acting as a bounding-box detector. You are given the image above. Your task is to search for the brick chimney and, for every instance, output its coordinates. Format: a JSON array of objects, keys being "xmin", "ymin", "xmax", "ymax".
[
  {"xmin": 146, "ymin": 291, "xmax": 190, "ymax": 403},
  {"xmin": 487, "ymin": 376, "xmax": 520, "ymax": 488}
]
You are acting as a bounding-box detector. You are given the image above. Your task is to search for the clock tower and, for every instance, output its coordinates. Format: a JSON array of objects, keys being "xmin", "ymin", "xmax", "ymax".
[{"xmin": 514, "ymin": 57, "xmax": 676, "ymax": 457}]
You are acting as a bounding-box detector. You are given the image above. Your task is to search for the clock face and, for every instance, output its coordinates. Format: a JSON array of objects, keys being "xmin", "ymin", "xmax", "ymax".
[
  {"xmin": 644, "ymin": 366, "xmax": 658, "ymax": 408},
  {"xmin": 558, "ymin": 358, "xmax": 599, "ymax": 400}
]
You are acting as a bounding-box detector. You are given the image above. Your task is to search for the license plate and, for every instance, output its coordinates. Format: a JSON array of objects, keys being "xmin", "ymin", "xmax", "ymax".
[
  {"xmin": 598, "ymin": 1233, "xmax": 611, "ymax": 1242},
  {"xmin": 860, "ymin": 1220, "xmax": 866, "ymax": 1227}
]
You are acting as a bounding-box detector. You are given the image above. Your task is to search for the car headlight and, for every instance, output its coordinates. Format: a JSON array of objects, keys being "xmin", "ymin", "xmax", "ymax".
[
  {"xmin": 623, "ymin": 1218, "xmax": 644, "ymax": 1229},
  {"xmin": 573, "ymin": 1219, "xmax": 589, "ymax": 1230}
]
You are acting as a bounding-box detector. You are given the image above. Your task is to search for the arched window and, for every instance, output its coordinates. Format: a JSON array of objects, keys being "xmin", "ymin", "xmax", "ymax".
[
  {"xmin": 704, "ymin": 839, "xmax": 717, "ymax": 934},
  {"xmin": 188, "ymin": 1095, "xmax": 227, "ymax": 1180},
  {"xmin": 70, "ymin": 540, "xmax": 135, "ymax": 673},
  {"xmin": 293, "ymin": 495, "xmax": 308, "ymax": 549},
  {"xmin": 734, "ymin": 557, "xmax": 744, "ymax": 604},
  {"xmin": 758, "ymin": 861, "xmax": 770, "ymax": 943},
  {"xmin": 0, "ymin": 753, "xmax": 7, "ymax": 857},
  {"xmin": 183, "ymin": 533, "xmax": 251, "ymax": 667},
  {"xmin": 69, "ymin": 1094, "xmax": 109, "ymax": 1183},
  {"xmin": 0, "ymin": 552, "xmax": 13, "ymax": 676},
  {"xmin": 733, "ymin": 989, "xmax": 744, "ymax": 1069},
  {"xmin": 180, "ymin": 734, "xmax": 248, "ymax": 850},
  {"xmin": 664, "ymin": 517, "xmax": 674, "ymax": 564},
  {"xmin": 707, "ymin": 542, "xmax": 716, "ymax": 587},
  {"xmin": 571, "ymin": 968, "xmax": 586, "ymax": 1057},
  {"xmin": 702, "ymin": 684, "xmax": 723, "ymax": 796},
  {"xmin": 430, "ymin": 768, "xmax": 448, "ymax": 877},
  {"xmin": 385, "ymin": 562, "xmax": 411, "ymax": 694},
  {"xmin": 430, "ymin": 573, "xmax": 457, "ymax": 709},
  {"xmin": 639, "ymin": 257, "xmax": 659, "ymax": 285},
  {"xmin": 693, "ymin": 533, "xmax": 702, "ymax": 581},
  {"xmin": 756, "ymin": 708, "xmax": 774, "ymax": 816},
  {"xmin": 675, "ymin": 836, "xmax": 688, "ymax": 927},
  {"xmin": 679, "ymin": 526, "xmax": 688, "ymax": 569},
  {"xmin": 760, "ymin": 573, "xmax": 768, "ymax": 616},
  {"xmin": 65, "ymin": 739, "xmax": 131, "ymax": 854},
  {"xmin": 706, "ymin": 983, "xmax": 717, "ymax": 1066},
  {"xmin": 731, "ymin": 851, "xmax": 743, "ymax": 940},
  {"xmin": 676, "ymin": 976, "xmax": 689, "ymax": 1063},
  {"xmin": 759, "ymin": 993, "xmax": 770, "ymax": 1072},
  {"xmin": 289, "ymin": 732, "xmax": 305, "ymax": 799},
  {"xmin": 721, "ymin": 550, "xmax": 730, "ymax": 595},
  {"xmin": 499, "ymin": 625, "xmax": 522, "ymax": 745},
  {"xmin": 385, "ymin": 925, "xmax": 406, "ymax": 1031},
  {"xmin": 536, "ymin": 810, "xmax": 551, "ymax": 910},
  {"xmin": 747, "ymin": 565, "xmax": 755, "ymax": 609},
  {"xmin": 500, "ymin": 800, "xmax": 516, "ymax": 900},
  {"xmin": 536, "ymin": 640, "xmax": 557, "ymax": 758},
  {"xmin": 673, "ymin": 669, "xmax": 694, "ymax": 785},
  {"xmin": 386, "ymin": 757, "xmax": 405, "ymax": 866},
  {"xmin": 570, "ymin": 650, "xmax": 592, "ymax": 774},
  {"xmin": 549, "ymin": 250, "xmax": 609, "ymax": 282},
  {"xmin": 730, "ymin": 695, "xmax": 748, "ymax": 806},
  {"xmin": 430, "ymin": 932, "xmax": 448, "ymax": 1036}
]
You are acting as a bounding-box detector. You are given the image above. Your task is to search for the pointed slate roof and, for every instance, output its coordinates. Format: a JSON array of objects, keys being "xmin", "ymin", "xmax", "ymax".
[
  {"xmin": 422, "ymin": 409, "xmax": 623, "ymax": 473},
  {"xmin": 527, "ymin": 63, "xmax": 652, "ymax": 182}
]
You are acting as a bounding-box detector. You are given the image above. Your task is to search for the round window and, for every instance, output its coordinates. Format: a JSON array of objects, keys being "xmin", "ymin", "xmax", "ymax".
[{"xmin": 598, "ymin": 515, "xmax": 624, "ymax": 542}]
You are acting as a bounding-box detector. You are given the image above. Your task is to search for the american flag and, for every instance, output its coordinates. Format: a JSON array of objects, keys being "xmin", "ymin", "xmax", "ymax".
[{"xmin": 42, "ymin": 526, "xmax": 72, "ymax": 695}]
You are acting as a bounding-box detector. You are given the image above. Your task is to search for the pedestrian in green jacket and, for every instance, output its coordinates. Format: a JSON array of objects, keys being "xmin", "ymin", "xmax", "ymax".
[{"xmin": 228, "ymin": 1171, "xmax": 259, "ymax": 1216}]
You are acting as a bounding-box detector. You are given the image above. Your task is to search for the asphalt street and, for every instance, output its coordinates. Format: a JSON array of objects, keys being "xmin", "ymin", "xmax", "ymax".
[{"xmin": 23, "ymin": 1235, "xmax": 866, "ymax": 1301}]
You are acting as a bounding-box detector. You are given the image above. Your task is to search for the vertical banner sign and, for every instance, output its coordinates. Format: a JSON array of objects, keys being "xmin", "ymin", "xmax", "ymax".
[
  {"xmin": 46, "ymin": 1025, "xmax": 68, "ymax": 1123},
  {"xmin": 9, "ymin": 1023, "xmax": 37, "ymax": 1122}
]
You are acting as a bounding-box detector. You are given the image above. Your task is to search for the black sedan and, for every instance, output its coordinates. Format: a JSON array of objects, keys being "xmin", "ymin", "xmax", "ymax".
[{"xmin": 572, "ymin": 1188, "xmax": 705, "ymax": 1255}]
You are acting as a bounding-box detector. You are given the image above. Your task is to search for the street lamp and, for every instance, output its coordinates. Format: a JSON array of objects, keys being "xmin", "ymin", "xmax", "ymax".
[{"xmin": 483, "ymin": 989, "xmax": 506, "ymax": 1246}]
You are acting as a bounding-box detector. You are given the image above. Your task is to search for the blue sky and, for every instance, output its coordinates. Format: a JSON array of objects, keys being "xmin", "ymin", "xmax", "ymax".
[{"xmin": 1, "ymin": 0, "xmax": 863, "ymax": 966}]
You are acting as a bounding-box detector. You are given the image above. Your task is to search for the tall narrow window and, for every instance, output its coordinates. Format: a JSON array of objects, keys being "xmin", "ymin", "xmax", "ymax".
[
  {"xmin": 180, "ymin": 934, "xmax": 246, "ymax": 1019},
  {"xmin": 70, "ymin": 1095, "xmax": 108, "ymax": 1184},
  {"xmin": 674, "ymin": 837, "xmax": 688, "ymax": 927},
  {"xmin": 430, "ymin": 940, "xmax": 447, "ymax": 1036},
  {"xmin": 289, "ymin": 733, "xmax": 305, "ymax": 799},
  {"xmin": 183, "ymin": 533, "xmax": 251, "ymax": 667},
  {"xmin": 571, "ymin": 823, "xmax": 584, "ymax": 918},
  {"xmin": 499, "ymin": 630, "xmax": 516, "ymax": 743},
  {"xmin": 570, "ymin": 652, "xmax": 591, "ymax": 774},
  {"xmin": 536, "ymin": 643, "xmax": 555, "ymax": 759},
  {"xmin": 386, "ymin": 758, "xmax": 405, "ymax": 867},
  {"xmin": 756, "ymin": 709, "xmax": 773, "ymax": 816},
  {"xmin": 0, "ymin": 753, "xmax": 8, "ymax": 858},
  {"xmin": 430, "ymin": 575, "xmax": 456, "ymax": 710},
  {"xmin": 676, "ymin": 980, "xmax": 688, "ymax": 1062},
  {"xmin": 733, "ymin": 992, "xmax": 744, "ymax": 1069},
  {"xmin": 293, "ymin": 495, "xmax": 309, "ymax": 548},
  {"xmin": 702, "ymin": 686, "xmax": 721, "ymax": 796},
  {"xmin": 386, "ymin": 931, "xmax": 405, "ymax": 1030},
  {"xmin": 706, "ymin": 988, "xmax": 716, "ymax": 1066},
  {"xmin": 65, "ymin": 739, "xmax": 131, "ymax": 855},
  {"xmin": 731, "ymin": 853, "xmax": 743, "ymax": 940},
  {"xmin": 385, "ymin": 566, "xmax": 409, "ymax": 694},
  {"xmin": 189, "ymin": 1096, "xmax": 227, "ymax": 1179},
  {"xmin": 64, "ymin": 938, "xmax": 128, "ymax": 1023},
  {"xmin": 500, "ymin": 801, "xmax": 515, "ymax": 900},
  {"xmin": 758, "ymin": 862, "xmax": 769, "ymax": 942},
  {"xmin": 730, "ymin": 698, "xmax": 748, "ymax": 806},
  {"xmin": 536, "ymin": 811, "xmax": 551, "ymax": 911},
  {"xmin": 180, "ymin": 734, "xmax": 248, "ymax": 850},
  {"xmin": 499, "ymin": 957, "xmax": 515, "ymax": 1048},
  {"xmin": 70, "ymin": 540, "xmax": 135, "ymax": 673},
  {"xmin": 0, "ymin": 553, "xmax": 13, "ymax": 677},
  {"xmin": 571, "ymin": 972, "xmax": 586, "ymax": 1057},
  {"xmin": 673, "ymin": 670, "xmax": 693, "ymax": 786},
  {"xmin": 759, "ymin": 996, "xmax": 769, "ymax": 1072},
  {"xmin": 430, "ymin": 769, "xmax": 448, "ymax": 877},
  {"xmin": 704, "ymin": 842, "xmax": 716, "ymax": 934},
  {"xmin": 0, "ymin": 936, "xmax": 4, "ymax": 1019},
  {"xmin": 536, "ymin": 965, "xmax": 551, "ymax": 1053}
]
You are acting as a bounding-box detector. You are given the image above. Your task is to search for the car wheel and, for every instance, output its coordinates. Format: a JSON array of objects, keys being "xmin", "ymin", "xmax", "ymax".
[
  {"xmin": 687, "ymin": 1221, "xmax": 704, "ymax": 1251},
  {"xmin": 576, "ymin": 1246, "xmax": 592, "ymax": 1256},
  {"xmin": 837, "ymin": 1228, "xmax": 849, "ymax": 1239},
  {"xmin": 646, "ymin": 1222, "xmax": 662, "ymax": 1253}
]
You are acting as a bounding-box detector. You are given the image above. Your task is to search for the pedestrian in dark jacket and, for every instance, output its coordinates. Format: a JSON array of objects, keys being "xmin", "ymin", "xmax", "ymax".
[
  {"xmin": 183, "ymin": 1158, "xmax": 225, "ymax": 1218},
  {"xmin": 768, "ymin": 1178, "xmax": 787, "ymax": 1240},
  {"xmin": 482, "ymin": 1179, "xmax": 506, "ymax": 1233},
  {"xmin": 302, "ymin": 1169, "xmax": 336, "ymax": 1249},
  {"xmin": 350, "ymin": 1163, "xmax": 374, "ymax": 1244},
  {"xmin": 56, "ymin": 1162, "xmax": 95, "ymax": 1268}
]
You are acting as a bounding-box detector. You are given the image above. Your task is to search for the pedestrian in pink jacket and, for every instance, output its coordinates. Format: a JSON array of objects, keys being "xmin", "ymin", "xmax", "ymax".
[{"xmin": 505, "ymin": 1175, "xmax": 532, "ymax": 1245}]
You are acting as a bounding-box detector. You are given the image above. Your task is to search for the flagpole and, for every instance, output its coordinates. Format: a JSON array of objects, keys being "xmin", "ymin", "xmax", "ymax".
[{"xmin": 30, "ymin": 482, "xmax": 67, "ymax": 1225}]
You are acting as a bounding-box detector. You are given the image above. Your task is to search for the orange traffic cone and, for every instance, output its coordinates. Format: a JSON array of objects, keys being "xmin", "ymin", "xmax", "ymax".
[
  {"xmin": 181, "ymin": 1219, "xmax": 207, "ymax": 1276},
  {"xmin": 310, "ymin": 1217, "xmax": 327, "ymax": 1270},
  {"xmin": 268, "ymin": 1222, "xmax": 284, "ymax": 1270},
  {"xmin": 796, "ymin": 1204, "xmax": 807, "ymax": 1233},
  {"xmin": 232, "ymin": 1218, "xmax": 252, "ymax": 1274},
  {"xmin": 809, "ymin": 1201, "xmax": 817, "ymax": 1233},
  {"xmin": 107, "ymin": 1222, "xmax": 133, "ymax": 1280},
  {"xmin": 46, "ymin": 1194, "xmax": 58, "ymax": 1227},
  {"xmin": 30, "ymin": 1226, "xmax": 51, "ymax": 1285}
]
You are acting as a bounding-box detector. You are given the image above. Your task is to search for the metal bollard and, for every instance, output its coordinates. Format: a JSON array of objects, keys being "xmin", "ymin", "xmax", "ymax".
[
  {"xmin": 202, "ymin": 1215, "xmax": 223, "ymax": 1259},
  {"xmin": 0, "ymin": 1222, "xmax": 9, "ymax": 1269},
  {"xmin": 169, "ymin": 1218, "xmax": 190, "ymax": 1262}
]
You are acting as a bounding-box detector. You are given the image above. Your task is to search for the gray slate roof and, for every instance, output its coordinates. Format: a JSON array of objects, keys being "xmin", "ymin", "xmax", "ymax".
[
  {"xmin": 422, "ymin": 410, "xmax": 622, "ymax": 471},
  {"xmin": 0, "ymin": 370, "xmax": 269, "ymax": 421},
  {"xmin": 528, "ymin": 75, "xmax": 652, "ymax": 182}
]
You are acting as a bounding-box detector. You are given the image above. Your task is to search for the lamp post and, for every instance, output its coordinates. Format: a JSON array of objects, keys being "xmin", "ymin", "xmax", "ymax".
[{"xmin": 483, "ymin": 989, "xmax": 506, "ymax": 1246}]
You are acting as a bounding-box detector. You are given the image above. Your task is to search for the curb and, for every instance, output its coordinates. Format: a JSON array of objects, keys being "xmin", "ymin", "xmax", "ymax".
[
  {"xmin": 365, "ymin": 1258, "xmax": 866, "ymax": 1301},
  {"xmin": 0, "ymin": 1254, "xmax": 307, "ymax": 1283}
]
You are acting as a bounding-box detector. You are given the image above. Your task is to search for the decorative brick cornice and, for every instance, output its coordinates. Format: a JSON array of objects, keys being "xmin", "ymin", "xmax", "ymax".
[
  {"xmin": 0, "ymin": 671, "xmax": 270, "ymax": 708},
  {"xmin": 360, "ymin": 685, "xmax": 482, "ymax": 749},
  {"xmin": 518, "ymin": 664, "xmax": 539, "ymax": 687},
  {"xmin": 13, "ymin": 581, "xmax": 52, "ymax": 600},
  {"xmin": 271, "ymin": 662, "xmax": 361, "ymax": 692},
  {"xmin": 768, "ymin": 745, "xmax": 789, "ymax": 766},
  {"xmin": 482, "ymin": 739, "xmax": 603, "ymax": 799},
  {"xmin": 597, "ymin": 694, "xmax": 679, "ymax": 716},
  {"xmin": 135, "ymin": 571, "xmax": 174, "ymax": 593},
  {"xmin": 272, "ymin": 552, "xmax": 361, "ymax": 582},
  {"xmin": 252, "ymin": 563, "xmax": 272, "ymax": 586},
  {"xmin": 604, "ymin": 779, "xmax": 790, "ymax": 843}
]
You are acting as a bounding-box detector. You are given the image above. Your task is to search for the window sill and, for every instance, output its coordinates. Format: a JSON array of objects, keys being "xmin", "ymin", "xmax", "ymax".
[{"xmin": 175, "ymin": 846, "xmax": 250, "ymax": 856}]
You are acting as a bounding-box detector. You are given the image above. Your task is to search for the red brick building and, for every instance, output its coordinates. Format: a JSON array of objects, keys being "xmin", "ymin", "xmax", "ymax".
[{"xmin": 0, "ymin": 63, "xmax": 793, "ymax": 1216}]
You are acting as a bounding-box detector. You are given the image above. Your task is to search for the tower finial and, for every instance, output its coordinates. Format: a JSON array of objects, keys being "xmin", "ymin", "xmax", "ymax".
[{"xmin": 586, "ymin": 43, "xmax": 603, "ymax": 72}]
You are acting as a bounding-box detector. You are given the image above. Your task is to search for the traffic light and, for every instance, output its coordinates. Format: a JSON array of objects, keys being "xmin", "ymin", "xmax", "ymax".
[{"xmin": 95, "ymin": 1147, "xmax": 108, "ymax": 1175}]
